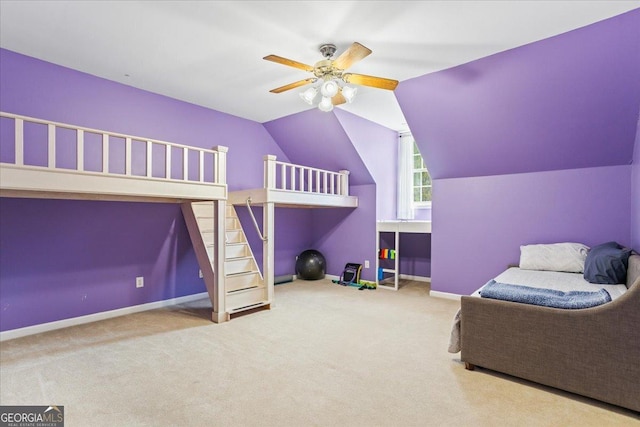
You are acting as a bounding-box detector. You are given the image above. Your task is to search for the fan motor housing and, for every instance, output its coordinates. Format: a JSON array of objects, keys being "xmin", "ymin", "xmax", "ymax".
[{"xmin": 319, "ymin": 43, "xmax": 337, "ymax": 59}]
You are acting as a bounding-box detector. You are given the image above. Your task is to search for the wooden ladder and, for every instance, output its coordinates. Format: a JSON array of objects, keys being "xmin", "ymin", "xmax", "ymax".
[{"xmin": 182, "ymin": 202, "xmax": 269, "ymax": 322}]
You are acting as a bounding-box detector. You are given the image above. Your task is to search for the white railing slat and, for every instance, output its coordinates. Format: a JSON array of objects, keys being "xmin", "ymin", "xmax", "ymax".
[
  {"xmin": 14, "ymin": 118, "xmax": 24, "ymax": 166},
  {"xmin": 125, "ymin": 137, "xmax": 132, "ymax": 175},
  {"xmin": 48, "ymin": 124, "xmax": 56, "ymax": 168},
  {"xmin": 146, "ymin": 140, "xmax": 153, "ymax": 177},
  {"xmin": 77, "ymin": 129, "xmax": 84, "ymax": 171},
  {"xmin": 102, "ymin": 134, "xmax": 109, "ymax": 173},
  {"xmin": 165, "ymin": 145, "xmax": 171, "ymax": 179},
  {"xmin": 299, "ymin": 166, "xmax": 304, "ymax": 192},
  {"xmin": 199, "ymin": 151, "xmax": 204, "ymax": 182},
  {"xmin": 280, "ymin": 163, "xmax": 286, "ymax": 190},
  {"xmin": 183, "ymin": 147, "xmax": 188, "ymax": 181},
  {"xmin": 322, "ymin": 172, "xmax": 327, "ymax": 194}
]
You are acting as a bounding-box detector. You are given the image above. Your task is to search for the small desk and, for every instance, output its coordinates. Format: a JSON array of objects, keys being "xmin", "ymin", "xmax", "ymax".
[{"xmin": 376, "ymin": 220, "xmax": 432, "ymax": 290}]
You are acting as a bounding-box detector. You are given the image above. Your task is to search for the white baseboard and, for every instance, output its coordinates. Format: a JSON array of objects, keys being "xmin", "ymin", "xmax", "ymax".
[
  {"xmin": 0, "ymin": 292, "xmax": 209, "ymax": 342},
  {"xmin": 429, "ymin": 290, "xmax": 462, "ymax": 301},
  {"xmin": 399, "ymin": 274, "xmax": 431, "ymax": 283}
]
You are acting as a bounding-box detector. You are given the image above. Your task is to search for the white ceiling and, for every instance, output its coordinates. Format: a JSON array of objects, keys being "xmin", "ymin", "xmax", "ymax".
[{"xmin": 1, "ymin": 1, "xmax": 638, "ymax": 133}]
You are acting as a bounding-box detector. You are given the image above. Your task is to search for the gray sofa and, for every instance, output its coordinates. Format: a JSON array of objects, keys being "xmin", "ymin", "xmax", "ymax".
[{"xmin": 460, "ymin": 254, "xmax": 640, "ymax": 412}]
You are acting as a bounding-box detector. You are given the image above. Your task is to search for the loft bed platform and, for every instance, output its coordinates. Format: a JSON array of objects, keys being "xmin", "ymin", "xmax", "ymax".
[
  {"xmin": 0, "ymin": 112, "xmax": 228, "ymax": 203},
  {"xmin": 228, "ymin": 155, "xmax": 358, "ymax": 209}
]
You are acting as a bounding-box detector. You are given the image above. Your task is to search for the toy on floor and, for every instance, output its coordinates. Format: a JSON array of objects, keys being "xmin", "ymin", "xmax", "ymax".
[
  {"xmin": 332, "ymin": 263, "xmax": 375, "ymax": 290},
  {"xmin": 331, "ymin": 278, "xmax": 376, "ymax": 290}
]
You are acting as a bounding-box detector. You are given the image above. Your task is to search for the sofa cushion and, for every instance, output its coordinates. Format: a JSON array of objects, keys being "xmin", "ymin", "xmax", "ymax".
[{"xmin": 583, "ymin": 242, "xmax": 632, "ymax": 285}]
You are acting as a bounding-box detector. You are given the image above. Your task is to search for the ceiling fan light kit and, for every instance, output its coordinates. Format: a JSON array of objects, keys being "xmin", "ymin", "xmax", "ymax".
[
  {"xmin": 318, "ymin": 96, "xmax": 334, "ymax": 112},
  {"xmin": 265, "ymin": 42, "xmax": 398, "ymax": 112},
  {"xmin": 299, "ymin": 86, "xmax": 319, "ymax": 105},
  {"xmin": 320, "ymin": 80, "xmax": 339, "ymax": 98}
]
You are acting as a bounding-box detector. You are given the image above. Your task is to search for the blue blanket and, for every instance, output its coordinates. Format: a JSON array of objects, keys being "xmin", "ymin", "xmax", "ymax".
[{"xmin": 480, "ymin": 280, "xmax": 611, "ymax": 309}]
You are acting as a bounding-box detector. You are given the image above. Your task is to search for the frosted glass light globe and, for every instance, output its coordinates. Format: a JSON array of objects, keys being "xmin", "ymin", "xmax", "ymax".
[
  {"xmin": 320, "ymin": 80, "xmax": 339, "ymax": 98},
  {"xmin": 318, "ymin": 96, "xmax": 334, "ymax": 112}
]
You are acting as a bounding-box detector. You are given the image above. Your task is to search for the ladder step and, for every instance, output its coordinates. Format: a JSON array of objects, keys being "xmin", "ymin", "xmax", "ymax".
[
  {"xmin": 226, "ymin": 286, "xmax": 268, "ymax": 311},
  {"xmin": 227, "ymin": 255, "xmax": 252, "ymax": 260},
  {"xmin": 227, "ymin": 285, "xmax": 259, "ymax": 294},
  {"xmin": 186, "ymin": 202, "xmax": 268, "ymax": 317},
  {"xmin": 226, "ymin": 270, "xmax": 258, "ymax": 277}
]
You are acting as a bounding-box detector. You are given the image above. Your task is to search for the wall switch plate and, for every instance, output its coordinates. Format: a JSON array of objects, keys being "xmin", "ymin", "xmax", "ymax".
[
  {"xmin": 364, "ymin": 260, "xmax": 370, "ymax": 268},
  {"xmin": 199, "ymin": 269, "xmax": 203, "ymax": 278},
  {"xmin": 136, "ymin": 276, "xmax": 144, "ymax": 288}
]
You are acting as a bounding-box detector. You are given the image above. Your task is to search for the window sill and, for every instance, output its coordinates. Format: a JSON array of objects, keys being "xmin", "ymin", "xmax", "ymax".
[{"xmin": 413, "ymin": 202, "xmax": 432, "ymax": 209}]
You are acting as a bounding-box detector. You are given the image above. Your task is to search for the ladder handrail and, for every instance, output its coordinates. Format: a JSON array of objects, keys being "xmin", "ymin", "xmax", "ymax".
[{"xmin": 246, "ymin": 197, "xmax": 267, "ymax": 241}]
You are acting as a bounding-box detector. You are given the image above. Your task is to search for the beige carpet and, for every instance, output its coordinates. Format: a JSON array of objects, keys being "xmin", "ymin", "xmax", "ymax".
[{"xmin": 1, "ymin": 279, "xmax": 638, "ymax": 426}]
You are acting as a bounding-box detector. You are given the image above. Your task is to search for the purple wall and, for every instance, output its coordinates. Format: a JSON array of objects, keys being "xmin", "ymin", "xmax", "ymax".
[
  {"xmin": 396, "ymin": 9, "xmax": 640, "ymax": 180},
  {"xmin": 394, "ymin": 10, "xmax": 640, "ymax": 295},
  {"xmin": 432, "ymin": 166, "xmax": 632, "ymax": 295},
  {"xmin": 334, "ymin": 109, "xmax": 397, "ymax": 220},
  {"xmin": 398, "ymin": 233, "xmax": 432, "ymax": 278},
  {"xmin": 311, "ymin": 184, "xmax": 377, "ymax": 281},
  {"xmin": 263, "ymin": 107, "xmax": 390, "ymax": 282},
  {"xmin": 0, "ymin": 49, "xmax": 288, "ymax": 191},
  {"xmin": 0, "ymin": 198, "xmax": 200, "ymax": 331},
  {"xmin": 237, "ymin": 207, "xmax": 313, "ymax": 277},
  {"xmin": 263, "ymin": 109, "xmax": 374, "ymax": 186},
  {"xmin": 633, "ymin": 120, "xmax": 640, "ymax": 251},
  {"xmin": 0, "ymin": 49, "xmax": 301, "ymax": 331}
]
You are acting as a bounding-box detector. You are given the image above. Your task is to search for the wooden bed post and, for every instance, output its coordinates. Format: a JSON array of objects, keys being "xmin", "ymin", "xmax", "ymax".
[
  {"xmin": 264, "ymin": 155, "xmax": 277, "ymax": 189},
  {"xmin": 212, "ymin": 146, "xmax": 229, "ymax": 322},
  {"xmin": 263, "ymin": 155, "xmax": 276, "ymax": 305},
  {"xmin": 264, "ymin": 201, "xmax": 275, "ymax": 304},
  {"xmin": 339, "ymin": 170, "xmax": 349, "ymax": 196},
  {"xmin": 211, "ymin": 199, "xmax": 228, "ymax": 323}
]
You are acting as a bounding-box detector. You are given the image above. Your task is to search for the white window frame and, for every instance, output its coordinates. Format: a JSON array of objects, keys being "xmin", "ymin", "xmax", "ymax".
[{"xmin": 412, "ymin": 140, "xmax": 432, "ymax": 208}]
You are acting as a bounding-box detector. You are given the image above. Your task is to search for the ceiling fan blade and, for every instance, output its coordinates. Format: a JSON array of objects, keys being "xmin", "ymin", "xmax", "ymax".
[
  {"xmin": 333, "ymin": 42, "xmax": 372, "ymax": 70},
  {"xmin": 343, "ymin": 73, "xmax": 398, "ymax": 91},
  {"xmin": 264, "ymin": 55, "xmax": 314, "ymax": 72},
  {"xmin": 332, "ymin": 91, "xmax": 346, "ymax": 106},
  {"xmin": 269, "ymin": 78, "xmax": 316, "ymax": 93}
]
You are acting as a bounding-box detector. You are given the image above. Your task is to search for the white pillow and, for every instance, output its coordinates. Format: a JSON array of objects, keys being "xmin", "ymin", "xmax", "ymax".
[{"xmin": 519, "ymin": 242, "xmax": 590, "ymax": 273}]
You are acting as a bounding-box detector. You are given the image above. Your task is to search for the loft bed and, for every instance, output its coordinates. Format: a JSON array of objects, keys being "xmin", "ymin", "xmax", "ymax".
[
  {"xmin": 0, "ymin": 112, "xmax": 359, "ymax": 327},
  {"xmin": 0, "ymin": 112, "xmax": 228, "ymax": 202},
  {"xmin": 0, "ymin": 111, "xmax": 231, "ymax": 325},
  {"xmin": 227, "ymin": 155, "xmax": 359, "ymax": 309},
  {"xmin": 228, "ymin": 155, "xmax": 358, "ymax": 209}
]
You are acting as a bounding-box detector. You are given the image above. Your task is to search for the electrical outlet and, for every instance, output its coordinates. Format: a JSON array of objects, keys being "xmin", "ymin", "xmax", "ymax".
[
  {"xmin": 199, "ymin": 269, "xmax": 203, "ymax": 278},
  {"xmin": 136, "ymin": 276, "xmax": 144, "ymax": 288},
  {"xmin": 364, "ymin": 260, "xmax": 370, "ymax": 268}
]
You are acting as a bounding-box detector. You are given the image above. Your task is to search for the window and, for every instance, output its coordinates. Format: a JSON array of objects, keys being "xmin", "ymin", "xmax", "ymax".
[{"xmin": 412, "ymin": 141, "xmax": 431, "ymax": 205}]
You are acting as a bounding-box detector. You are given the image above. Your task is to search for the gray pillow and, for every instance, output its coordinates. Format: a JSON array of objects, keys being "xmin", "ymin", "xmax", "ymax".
[
  {"xmin": 583, "ymin": 241, "xmax": 632, "ymax": 284},
  {"xmin": 519, "ymin": 242, "xmax": 590, "ymax": 273}
]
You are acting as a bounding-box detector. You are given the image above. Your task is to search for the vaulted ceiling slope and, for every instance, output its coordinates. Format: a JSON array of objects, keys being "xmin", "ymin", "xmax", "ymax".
[
  {"xmin": 396, "ymin": 9, "xmax": 640, "ymax": 180},
  {"xmin": 263, "ymin": 110, "xmax": 376, "ymax": 186}
]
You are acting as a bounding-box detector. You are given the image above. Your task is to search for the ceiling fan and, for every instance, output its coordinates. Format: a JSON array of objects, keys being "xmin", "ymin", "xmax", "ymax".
[{"xmin": 264, "ymin": 42, "xmax": 399, "ymax": 111}]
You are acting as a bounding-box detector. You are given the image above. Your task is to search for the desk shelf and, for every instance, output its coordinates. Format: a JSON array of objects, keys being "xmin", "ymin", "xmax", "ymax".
[{"xmin": 376, "ymin": 221, "xmax": 431, "ymax": 290}]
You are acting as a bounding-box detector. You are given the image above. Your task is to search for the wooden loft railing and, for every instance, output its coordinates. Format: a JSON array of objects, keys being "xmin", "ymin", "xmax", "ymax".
[
  {"xmin": 227, "ymin": 155, "xmax": 356, "ymax": 208},
  {"xmin": 265, "ymin": 155, "xmax": 350, "ymax": 196},
  {"xmin": 0, "ymin": 112, "xmax": 228, "ymax": 202}
]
